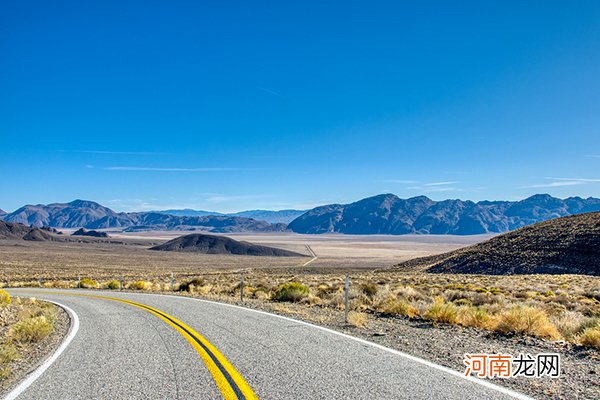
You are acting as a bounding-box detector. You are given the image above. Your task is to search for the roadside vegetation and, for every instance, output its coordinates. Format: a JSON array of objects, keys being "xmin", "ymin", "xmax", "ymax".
[
  {"xmin": 5, "ymin": 272, "xmax": 600, "ymax": 349},
  {"xmin": 0, "ymin": 290, "xmax": 58, "ymax": 381}
]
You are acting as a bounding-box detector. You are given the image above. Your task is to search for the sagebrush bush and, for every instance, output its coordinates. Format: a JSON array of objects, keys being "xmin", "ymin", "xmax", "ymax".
[
  {"xmin": 0, "ymin": 290, "xmax": 11, "ymax": 307},
  {"xmin": 273, "ymin": 282, "xmax": 309, "ymax": 302},
  {"xmin": 79, "ymin": 278, "xmax": 98, "ymax": 289},
  {"xmin": 128, "ymin": 281, "xmax": 152, "ymax": 290}
]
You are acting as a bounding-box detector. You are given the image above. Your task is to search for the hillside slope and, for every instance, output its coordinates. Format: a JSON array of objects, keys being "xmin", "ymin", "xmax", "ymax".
[
  {"xmin": 289, "ymin": 193, "xmax": 600, "ymax": 235},
  {"xmin": 392, "ymin": 212, "xmax": 600, "ymax": 275},
  {"xmin": 0, "ymin": 221, "xmax": 64, "ymax": 241},
  {"xmin": 150, "ymin": 233, "xmax": 304, "ymax": 257}
]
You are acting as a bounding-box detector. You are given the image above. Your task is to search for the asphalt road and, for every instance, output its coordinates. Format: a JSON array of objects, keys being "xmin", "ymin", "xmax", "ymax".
[{"xmin": 5, "ymin": 289, "xmax": 530, "ymax": 400}]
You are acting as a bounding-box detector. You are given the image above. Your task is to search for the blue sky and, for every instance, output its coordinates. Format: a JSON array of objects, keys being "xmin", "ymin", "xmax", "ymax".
[{"xmin": 2, "ymin": 1, "xmax": 600, "ymax": 212}]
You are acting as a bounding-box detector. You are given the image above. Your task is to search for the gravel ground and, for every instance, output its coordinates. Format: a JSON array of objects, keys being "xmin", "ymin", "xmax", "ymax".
[
  {"xmin": 0, "ymin": 301, "xmax": 69, "ymax": 396},
  {"xmin": 202, "ymin": 295, "xmax": 599, "ymax": 400}
]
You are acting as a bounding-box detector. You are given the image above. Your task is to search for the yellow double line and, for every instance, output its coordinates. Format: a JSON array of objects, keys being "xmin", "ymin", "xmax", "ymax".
[{"xmin": 38, "ymin": 292, "xmax": 258, "ymax": 400}]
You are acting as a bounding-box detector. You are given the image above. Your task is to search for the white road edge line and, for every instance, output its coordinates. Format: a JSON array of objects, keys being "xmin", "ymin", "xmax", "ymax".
[
  {"xmin": 3, "ymin": 301, "xmax": 80, "ymax": 400},
  {"xmin": 166, "ymin": 294, "xmax": 534, "ymax": 400}
]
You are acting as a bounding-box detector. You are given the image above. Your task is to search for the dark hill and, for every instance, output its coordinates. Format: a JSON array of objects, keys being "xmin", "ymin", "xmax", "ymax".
[
  {"xmin": 392, "ymin": 212, "xmax": 600, "ymax": 275},
  {"xmin": 0, "ymin": 220, "xmax": 65, "ymax": 242},
  {"xmin": 150, "ymin": 234, "xmax": 305, "ymax": 257},
  {"xmin": 72, "ymin": 228, "xmax": 109, "ymax": 238},
  {"xmin": 289, "ymin": 193, "xmax": 600, "ymax": 235}
]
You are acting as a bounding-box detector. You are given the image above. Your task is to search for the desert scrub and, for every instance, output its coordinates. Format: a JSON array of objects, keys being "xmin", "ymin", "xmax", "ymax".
[
  {"xmin": 128, "ymin": 280, "xmax": 153, "ymax": 290},
  {"xmin": 178, "ymin": 278, "xmax": 206, "ymax": 292},
  {"xmin": 9, "ymin": 316, "xmax": 53, "ymax": 343},
  {"xmin": 79, "ymin": 278, "xmax": 98, "ymax": 289},
  {"xmin": 0, "ymin": 290, "xmax": 11, "ymax": 307},
  {"xmin": 425, "ymin": 298, "xmax": 458, "ymax": 324},
  {"xmin": 273, "ymin": 282, "xmax": 309, "ymax": 302},
  {"xmin": 579, "ymin": 327, "xmax": 600, "ymax": 349},
  {"xmin": 380, "ymin": 300, "xmax": 420, "ymax": 318},
  {"xmin": 105, "ymin": 280, "xmax": 121, "ymax": 290},
  {"xmin": 347, "ymin": 311, "xmax": 368, "ymax": 327},
  {"xmin": 495, "ymin": 305, "xmax": 560, "ymax": 340}
]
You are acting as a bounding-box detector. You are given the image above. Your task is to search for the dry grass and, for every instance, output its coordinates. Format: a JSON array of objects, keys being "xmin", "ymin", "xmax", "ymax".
[
  {"xmin": 347, "ymin": 311, "xmax": 368, "ymax": 327},
  {"xmin": 0, "ymin": 294, "xmax": 58, "ymax": 381},
  {"xmin": 579, "ymin": 327, "xmax": 600, "ymax": 349}
]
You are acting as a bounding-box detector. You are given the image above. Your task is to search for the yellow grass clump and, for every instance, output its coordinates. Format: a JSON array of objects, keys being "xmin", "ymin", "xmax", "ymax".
[
  {"xmin": 495, "ymin": 305, "xmax": 561, "ymax": 340},
  {"xmin": 579, "ymin": 327, "xmax": 600, "ymax": 349},
  {"xmin": 0, "ymin": 290, "xmax": 11, "ymax": 307},
  {"xmin": 128, "ymin": 281, "xmax": 153, "ymax": 290},
  {"xmin": 347, "ymin": 311, "xmax": 368, "ymax": 327}
]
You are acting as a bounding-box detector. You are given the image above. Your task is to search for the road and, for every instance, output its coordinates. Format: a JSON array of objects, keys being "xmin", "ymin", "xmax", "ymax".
[{"xmin": 5, "ymin": 289, "xmax": 530, "ymax": 400}]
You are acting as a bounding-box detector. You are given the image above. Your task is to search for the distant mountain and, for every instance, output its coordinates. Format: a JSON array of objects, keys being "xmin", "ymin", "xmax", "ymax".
[
  {"xmin": 122, "ymin": 213, "xmax": 286, "ymax": 233},
  {"xmin": 4, "ymin": 200, "xmax": 134, "ymax": 228},
  {"xmin": 288, "ymin": 193, "xmax": 600, "ymax": 235},
  {"xmin": 2, "ymin": 200, "xmax": 286, "ymax": 233},
  {"xmin": 150, "ymin": 233, "xmax": 304, "ymax": 257},
  {"xmin": 152, "ymin": 208, "xmax": 305, "ymax": 224},
  {"xmin": 153, "ymin": 209, "xmax": 224, "ymax": 217},
  {"xmin": 228, "ymin": 209, "xmax": 306, "ymax": 224},
  {"xmin": 0, "ymin": 209, "xmax": 6, "ymax": 216},
  {"xmin": 393, "ymin": 212, "xmax": 600, "ymax": 275}
]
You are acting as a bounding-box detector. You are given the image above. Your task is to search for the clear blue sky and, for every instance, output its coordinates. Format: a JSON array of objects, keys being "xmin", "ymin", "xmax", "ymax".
[{"xmin": 2, "ymin": 1, "xmax": 600, "ymax": 212}]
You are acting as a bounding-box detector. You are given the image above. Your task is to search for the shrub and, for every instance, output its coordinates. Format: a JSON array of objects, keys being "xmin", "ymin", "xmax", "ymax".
[
  {"xmin": 381, "ymin": 300, "xmax": 420, "ymax": 318},
  {"xmin": 495, "ymin": 306, "xmax": 560, "ymax": 340},
  {"xmin": 425, "ymin": 298, "xmax": 458, "ymax": 324},
  {"xmin": 128, "ymin": 281, "xmax": 153, "ymax": 291},
  {"xmin": 579, "ymin": 327, "xmax": 600, "ymax": 349},
  {"xmin": 0, "ymin": 290, "xmax": 11, "ymax": 307},
  {"xmin": 106, "ymin": 280, "xmax": 121, "ymax": 290},
  {"xmin": 361, "ymin": 283, "xmax": 378, "ymax": 298},
  {"xmin": 9, "ymin": 316, "xmax": 54, "ymax": 343},
  {"xmin": 178, "ymin": 278, "xmax": 205, "ymax": 292},
  {"xmin": 79, "ymin": 278, "xmax": 98, "ymax": 289},
  {"xmin": 273, "ymin": 282, "xmax": 309, "ymax": 302},
  {"xmin": 347, "ymin": 311, "xmax": 368, "ymax": 327},
  {"xmin": 457, "ymin": 306, "xmax": 495, "ymax": 329}
]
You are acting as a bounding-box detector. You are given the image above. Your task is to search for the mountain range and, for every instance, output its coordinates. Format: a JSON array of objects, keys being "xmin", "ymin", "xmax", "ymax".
[
  {"xmin": 1, "ymin": 200, "xmax": 286, "ymax": 233},
  {"xmin": 392, "ymin": 211, "xmax": 600, "ymax": 275},
  {"xmin": 154, "ymin": 209, "xmax": 305, "ymax": 224},
  {"xmin": 287, "ymin": 193, "xmax": 600, "ymax": 235},
  {"xmin": 3, "ymin": 194, "xmax": 600, "ymax": 235}
]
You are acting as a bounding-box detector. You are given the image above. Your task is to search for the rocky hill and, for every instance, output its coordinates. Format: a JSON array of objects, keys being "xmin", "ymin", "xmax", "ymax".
[
  {"xmin": 72, "ymin": 228, "xmax": 109, "ymax": 238},
  {"xmin": 392, "ymin": 212, "xmax": 600, "ymax": 275},
  {"xmin": 288, "ymin": 194, "xmax": 600, "ymax": 235},
  {"xmin": 150, "ymin": 234, "xmax": 304, "ymax": 257},
  {"xmin": 0, "ymin": 220, "xmax": 64, "ymax": 241},
  {"xmin": 1, "ymin": 200, "xmax": 286, "ymax": 233}
]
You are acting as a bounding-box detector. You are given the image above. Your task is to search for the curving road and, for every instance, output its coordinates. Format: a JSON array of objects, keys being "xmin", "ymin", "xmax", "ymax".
[{"xmin": 4, "ymin": 289, "xmax": 530, "ymax": 400}]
